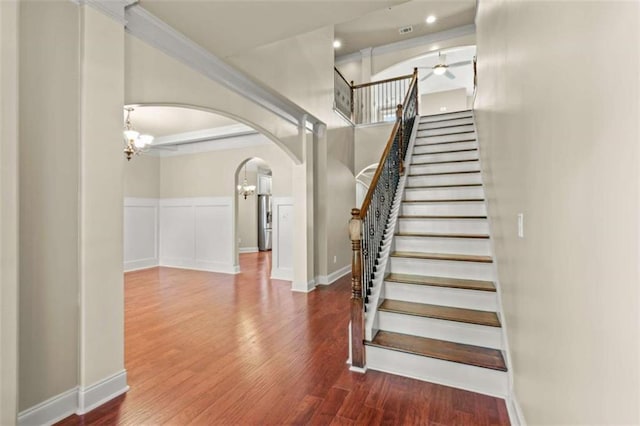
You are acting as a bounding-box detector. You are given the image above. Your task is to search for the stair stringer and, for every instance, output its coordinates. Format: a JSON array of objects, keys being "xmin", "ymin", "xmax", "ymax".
[
  {"xmin": 471, "ymin": 112, "xmax": 520, "ymax": 420},
  {"xmin": 364, "ymin": 120, "xmax": 420, "ymax": 342}
]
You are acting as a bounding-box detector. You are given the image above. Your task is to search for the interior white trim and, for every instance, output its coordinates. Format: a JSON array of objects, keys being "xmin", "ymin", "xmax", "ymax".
[
  {"xmin": 336, "ymin": 24, "xmax": 476, "ymax": 65},
  {"xmin": 152, "ymin": 123, "xmax": 256, "ymax": 146},
  {"xmin": 77, "ymin": 370, "xmax": 129, "ymax": 415},
  {"xmin": 155, "ymin": 132, "xmax": 270, "ymax": 157},
  {"xmin": 506, "ymin": 392, "xmax": 526, "ymax": 426},
  {"xmin": 124, "ymin": 4, "xmax": 324, "ymax": 133},
  {"xmin": 71, "ymin": 0, "xmax": 131, "ymax": 25},
  {"xmin": 271, "ymin": 267, "xmax": 293, "ymax": 281},
  {"xmin": 292, "ymin": 278, "xmax": 316, "ymax": 293},
  {"xmin": 18, "ymin": 387, "xmax": 78, "ymax": 426},
  {"xmin": 239, "ymin": 247, "xmax": 259, "ymax": 254},
  {"xmin": 316, "ymin": 264, "xmax": 350, "ymax": 286},
  {"xmin": 124, "ymin": 197, "xmax": 159, "ymax": 272}
]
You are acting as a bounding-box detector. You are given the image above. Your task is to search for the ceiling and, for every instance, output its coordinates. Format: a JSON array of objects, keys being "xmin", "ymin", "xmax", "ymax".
[
  {"xmin": 373, "ymin": 45, "xmax": 476, "ymax": 96},
  {"xmin": 126, "ymin": 106, "xmax": 239, "ymax": 137},
  {"xmin": 138, "ymin": 0, "xmax": 407, "ymax": 58},
  {"xmin": 335, "ymin": 0, "xmax": 476, "ymax": 56}
]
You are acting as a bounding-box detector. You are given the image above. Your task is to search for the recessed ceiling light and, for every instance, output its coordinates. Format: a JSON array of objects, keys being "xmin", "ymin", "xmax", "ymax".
[
  {"xmin": 426, "ymin": 15, "xmax": 437, "ymax": 24},
  {"xmin": 333, "ymin": 40, "xmax": 342, "ymax": 49}
]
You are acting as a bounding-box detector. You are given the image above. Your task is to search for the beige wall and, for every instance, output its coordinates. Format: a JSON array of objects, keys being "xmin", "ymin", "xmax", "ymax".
[
  {"xmin": 420, "ymin": 88, "xmax": 468, "ymax": 116},
  {"xmin": 354, "ymin": 122, "xmax": 395, "ymax": 175},
  {"xmin": 237, "ymin": 170, "xmax": 258, "ymax": 250},
  {"xmin": 475, "ymin": 1, "xmax": 639, "ymax": 424},
  {"xmin": 18, "ymin": 0, "xmax": 80, "ymax": 410},
  {"xmin": 160, "ymin": 144, "xmax": 292, "ymax": 199},
  {"xmin": 1, "ymin": 1, "xmax": 19, "ymax": 423},
  {"xmin": 124, "ymin": 155, "xmax": 160, "ymax": 198}
]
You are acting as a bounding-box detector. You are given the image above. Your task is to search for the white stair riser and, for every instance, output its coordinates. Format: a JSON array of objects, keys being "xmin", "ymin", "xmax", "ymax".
[
  {"xmin": 384, "ymin": 282, "xmax": 497, "ymax": 311},
  {"xmin": 414, "ymin": 141, "xmax": 477, "ymax": 154},
  {"xmin": 417, "ymin": 125, "xmax": 475, "ymax": 136},
  {"xmin": 394, "ymin": 236, "xmax": 491, "ymax": 256},
  {"xmin": 389, "ymin": 257, "xmax": 495, "ymax": 281},
  {"xmin": 412, "ymin": 150, "xmax": 478, "ymax": 164},
  {"xmin": 410, "ymin": 161, "xmax": 480, "ymax": 175},
  {"xmin": 366, "ymin": 345, "xmax": 508, "ymax": 397},
  {"xmin": 378, "ymin": 311, "xmax": 503, "ymax": 349},
  {"xmin": 419, "ymin": 117, "xmax": 474, "ymax": 129},
  {"xmin": 415, "ymin": 133, "xmax": 477, "ymax": 144},
  {"xmin": 404, "ymin": 186, "xmax": 485, "ymax": 201},
  {"xmin": 420, "ymin": 112, "xmax": 473, "ymax": 123},
  {"xmin": 401, "ymin": 201, "xmax": 486, "ymax": 216},
  {"xmin": 398, "ymin": 218, "xmax": 489, "ymax": 234},
  {"xmin": 407, "ymin": 173, "xmax": 482, "ymax": 187}
]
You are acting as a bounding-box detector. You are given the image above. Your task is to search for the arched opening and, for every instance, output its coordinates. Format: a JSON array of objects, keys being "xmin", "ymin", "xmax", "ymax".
[
  {"xmin": 234, "ymin": 157, "xmax": 274, "ymax": 273},
  {"xmin": 122, "ymin": 104, "xmax": 295, "ymax": 279},
  {"xmin": 355, "ymin": 163, "xmax": 378, "ymax": 207}
]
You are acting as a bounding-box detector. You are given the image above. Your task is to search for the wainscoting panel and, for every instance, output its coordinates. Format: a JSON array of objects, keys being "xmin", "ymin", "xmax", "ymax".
[
  {"xmin": 124, "ymin": 198, "xmax": 158, "ymax": 271},
  {"xmin": 159, "ymin": 197, "xmax": 236, "ymax": 274},
  {"xmin": 271, "ymin": 197, "xmax": 294, "ymax": 281}
]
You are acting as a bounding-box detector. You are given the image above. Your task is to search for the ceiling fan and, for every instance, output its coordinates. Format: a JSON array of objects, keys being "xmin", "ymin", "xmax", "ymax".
[{"xmin": 419, "ymin": 53, "xmax": 472, "ymax": 81}]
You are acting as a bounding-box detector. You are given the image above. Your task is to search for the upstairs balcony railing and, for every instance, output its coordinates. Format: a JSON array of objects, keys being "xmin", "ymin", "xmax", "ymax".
[
  {"xmin": 348, "ymin": 69, "xmax": 418, "ymax": 369},
  {"xmin": 334, "ymin": 67, "xmax": 415, "ymax": 125}
]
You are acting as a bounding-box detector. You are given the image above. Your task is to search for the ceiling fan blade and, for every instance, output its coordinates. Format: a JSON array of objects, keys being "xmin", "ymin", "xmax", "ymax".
[
  {"xmin": 420, "ymin": 72, "xmax": 434, "ymax": 81},
  {"xmin": 448, "ymin": 60, "xmax": 472, "ymax": 68},
  {"xmin": 444, "ymin": 70, "xmax": 456, "ymax": 79}
]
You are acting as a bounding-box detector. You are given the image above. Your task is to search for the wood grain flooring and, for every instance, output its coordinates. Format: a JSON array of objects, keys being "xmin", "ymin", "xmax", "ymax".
[{"xmin": 56, "ymin": 252, "xmax": 509, "ymax": 425}]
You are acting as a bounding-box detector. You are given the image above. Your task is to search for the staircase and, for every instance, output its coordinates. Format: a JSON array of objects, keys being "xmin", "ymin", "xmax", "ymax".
[{"xmin": 364, "ymin": 110, "xmax": 509, "ymax": 397}]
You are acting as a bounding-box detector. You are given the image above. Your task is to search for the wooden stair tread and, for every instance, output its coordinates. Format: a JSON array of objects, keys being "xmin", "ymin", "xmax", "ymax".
[
  {"xmin": 395, "ymin": 232, "xmax": 490, "ymax": 239},
  {"xmin": 398, "ymin": 215, "xmax": 486, "ymax": 220},
  {"xmin": 385, "ymin": 273, "xmax": 496, "ymax": 292},
  {"xmin": 367, "ymin": 331, "xmax": 507, "ymax": 371},
  {"xmin": 416, "ymin": 130, "xmax": 476, "ymax": 138},
  {"xmin": 417, "ymin": 123, "xmax": 473, "ymax": 131},
  {"xmin": 413, "ymin": 148, "xmax": 477, "ymax": 156},
  {"xmin": 408, "ymin": 171, "xmax": 480, "ymax": 177},
  {"xmin": 402, "ymin": 198, "xmax": 484, "ymax": 203},
  {"xmin": 412, "ymin": 159, "xmax": 479, "ymax": 166},
  {"xmin": 405, "ymin": 184, "xmax": 482, "ymax": 189},
  {"xmin": 379, "ymin": 299, "xmax": 501, "ymax": 327},
  {"xmin": 415, "ymin": 138, "xmax": 477, "ymax": 146},
  {"xmin": 420, "ymin": 109, "xmax": 472, "ymax": 118},
  {"xmin": 418, "ymin": 116, "xmax": 473, "ymax": 125},
  {"xmin": 391, "ymin": 251, "xmax": 493, "ymax": 263}
]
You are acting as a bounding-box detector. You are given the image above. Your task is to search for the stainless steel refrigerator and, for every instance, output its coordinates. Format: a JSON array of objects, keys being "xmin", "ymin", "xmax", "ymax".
[{"xmin": 258, "ymin": 194, "xmax": 272, "ymax": 251}]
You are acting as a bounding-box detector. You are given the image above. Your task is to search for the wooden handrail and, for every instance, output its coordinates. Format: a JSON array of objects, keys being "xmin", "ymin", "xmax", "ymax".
[
  {"xmin": 334, "ymin": 66, "xmax": 350, "ymax": 86},
  {"xmin": 357, "ymin": 70, "xmax": 418, "ymax": 219},
  {"xmin": 352, "ymin": 72, "xmax": 414, "ymax": 90}
]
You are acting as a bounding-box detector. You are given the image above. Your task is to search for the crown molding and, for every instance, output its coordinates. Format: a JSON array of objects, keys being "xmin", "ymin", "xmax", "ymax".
[
  {"xmin": 124, "ymin": 5, "xmax": 324, "ymax": 134},
  {"xmin": 152, "ymin": 123, "xmax": 257, "ymax": 146},
  {"xmin": 70, "ymin": 0, "xmax": 137, "ymax": 25},
  {"xmin": 335, "ymin": 24, "xmax": 476, "ymax": 65}
]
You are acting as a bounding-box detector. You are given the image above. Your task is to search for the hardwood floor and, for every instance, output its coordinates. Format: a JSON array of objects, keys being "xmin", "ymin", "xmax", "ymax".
[{"xmin": 57, "ymin": 252, "xmax": 509, "ymax": 425}]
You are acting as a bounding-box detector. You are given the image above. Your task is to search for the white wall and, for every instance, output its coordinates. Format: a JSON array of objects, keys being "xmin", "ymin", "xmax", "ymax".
[
  {"xmin": 475, "ymin": 1, "xmax": 639, "ymax": 424},
  {"xmin": 237, "ymin": 170, "xmax": 258, "ymax": 252},
  {"xmin": 420, "ymin": 88, "xmax": 468, "ymax": 115},
  {"xmin": 0, "ymin": 1, "xmax": 19, "ymax": 423},
  {"xmin": 124, "ymin": 198, "xmax": 158, "ymax": 271},
  {"xmin": 124, "ymin": 155, "xmax": 160, "ymax": 198}
]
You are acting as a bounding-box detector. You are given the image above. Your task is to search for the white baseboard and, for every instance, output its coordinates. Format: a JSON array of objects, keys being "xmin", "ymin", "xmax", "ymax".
[
  {"xmin": 160, "ymin": 258, "xmax": 239, "ymax": 275},
  {"xmin": 239, "ymin": 247, "xmax": 259, "ymax": 253},
  {"xmin": 18, "ymin": 387, "xmax": 78, "ymax": 426},
  {"xmin": 18, "ymin": 370, "xmax": 129, "ymax": 426},
  {"xmin": 124, "ymin": 258, "xmax": 158, "ymax": 272},
  {"xmin": 506, "ymin": 391, "xmax": 526, "ymax": 426},
  {"xmin": 291, "ymin": 278, "xmax": 316, "ymax": 293},
  {"xmin": 78, "ymin": 370, "xmax": 129, "ymax": 415},
  {"xmin": 316, "ymin": 264, "xmax": 350, "ymax": 286},
  {"xmin": 271, "ymin": 267, "xmax": 293, "ymax": 281}
]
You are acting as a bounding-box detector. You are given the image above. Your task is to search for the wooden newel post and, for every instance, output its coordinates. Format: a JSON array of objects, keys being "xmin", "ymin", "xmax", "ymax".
[
  {"xmin": 396, "ymin": 104, "xmax": 404, "ymax": 176},
  {"xmin": 349, "ymin": 208, "xmax": 365, "ymax": 369}
]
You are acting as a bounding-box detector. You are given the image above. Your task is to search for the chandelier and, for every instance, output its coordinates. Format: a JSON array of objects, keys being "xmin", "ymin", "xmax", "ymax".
[
  {"xmin": 123, "ymin": 107, "xmax": 154, "ymax": 161},
  {"xmin": 237, "ymin": 164, "xmax": 256, "ymax": 199}
]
